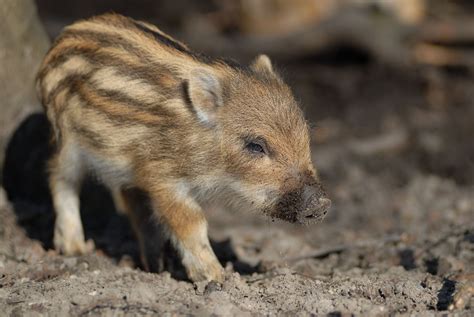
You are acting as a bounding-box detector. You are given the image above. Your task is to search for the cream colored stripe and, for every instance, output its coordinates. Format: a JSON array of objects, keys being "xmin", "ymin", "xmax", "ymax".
[{"xmin": 90, "ymin": 66, "xmax": 163, "ymax": 105}]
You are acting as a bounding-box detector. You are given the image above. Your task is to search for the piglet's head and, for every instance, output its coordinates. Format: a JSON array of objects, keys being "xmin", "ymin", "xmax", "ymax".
[{"xmin": 184, "ymin": 55, "xmax": 331, "ymax": 224}]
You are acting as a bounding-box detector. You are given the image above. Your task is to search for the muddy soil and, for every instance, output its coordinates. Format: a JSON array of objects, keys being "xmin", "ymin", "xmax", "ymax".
[{"xmin": 1, "ymin": 61, "xmax": 473, "ymax": 316}]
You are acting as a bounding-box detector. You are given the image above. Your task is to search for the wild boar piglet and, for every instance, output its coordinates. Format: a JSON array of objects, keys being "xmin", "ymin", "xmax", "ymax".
[{"xmin": 36, "ymin": 14, "xmax": 331, "ymax": 282}]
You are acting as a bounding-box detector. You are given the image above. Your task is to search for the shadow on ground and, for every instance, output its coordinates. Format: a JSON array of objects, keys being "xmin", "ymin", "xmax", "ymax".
[{"xmin": 1, "ymin": 113, "xmax": 257, "ymax": 280}]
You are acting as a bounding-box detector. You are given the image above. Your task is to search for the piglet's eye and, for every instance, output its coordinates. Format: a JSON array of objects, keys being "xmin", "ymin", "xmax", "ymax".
[{"xmin": 246, "ymin": 142, "xmax": 266, "ymax": 155}]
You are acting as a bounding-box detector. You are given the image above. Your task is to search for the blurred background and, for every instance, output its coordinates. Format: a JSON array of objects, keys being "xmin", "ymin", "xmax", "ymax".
[
  {"xmin": 0, "ymin": 0, "xmax": 473, "ymax": 314},
  {"xmin": 3, "ymin": 0, "xmax": 474, "ymax": 179}
]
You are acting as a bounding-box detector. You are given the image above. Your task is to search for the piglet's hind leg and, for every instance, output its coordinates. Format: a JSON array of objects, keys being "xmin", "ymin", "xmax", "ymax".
[{"xmin": 50, "ymin": 143, "xmax": 93, "ymax": 255}]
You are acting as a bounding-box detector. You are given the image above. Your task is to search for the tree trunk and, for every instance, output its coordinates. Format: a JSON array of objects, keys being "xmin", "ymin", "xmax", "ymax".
[{"xmin": 0, "ymin": 0, "xmax": 50, "ymax": 169}]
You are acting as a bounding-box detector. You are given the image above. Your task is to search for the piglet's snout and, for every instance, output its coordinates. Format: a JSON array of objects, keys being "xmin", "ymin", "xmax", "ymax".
[{"xmin": 297, "ymin": 184, "xmax": 331, "ymax": 224}]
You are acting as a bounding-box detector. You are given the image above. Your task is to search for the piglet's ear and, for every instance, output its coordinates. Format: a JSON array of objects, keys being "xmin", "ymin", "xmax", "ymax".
[
  {"xmin": 250, "ymin": 54, "xmax": 274, "ymax": 74},
  {"xmin": 185, "ymin": 69, "xmax": 223, "ymax": 125}
]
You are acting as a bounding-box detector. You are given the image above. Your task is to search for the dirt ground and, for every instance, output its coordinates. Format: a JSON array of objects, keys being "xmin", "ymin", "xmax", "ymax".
[{"xmin": 1, "ymin": 57, "xmax": 473, "ymax": 316}]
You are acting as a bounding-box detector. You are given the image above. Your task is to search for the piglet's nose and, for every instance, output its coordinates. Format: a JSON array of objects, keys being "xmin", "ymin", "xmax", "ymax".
[
  {"xmin": 298, "ymin": 184, "xmax": 331, "ymax": 224},
  {"xmin": 302, "ymin": 185, "xmax": 325, "ymax": 205},
  {"xmin": 318, "ymin": 197, "xmax": 332, "ymax": 210}
]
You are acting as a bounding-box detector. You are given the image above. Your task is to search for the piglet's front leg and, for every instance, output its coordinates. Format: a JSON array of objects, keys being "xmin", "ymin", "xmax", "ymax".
[{"xmin": 148, "ymin": 182, "xmax": 224, "ymax": 283}]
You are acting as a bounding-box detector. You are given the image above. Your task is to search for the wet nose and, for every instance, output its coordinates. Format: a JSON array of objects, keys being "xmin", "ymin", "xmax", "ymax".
[{"xmin": 298, "ymin": 184, "xmax": 331, "ymax": 224}]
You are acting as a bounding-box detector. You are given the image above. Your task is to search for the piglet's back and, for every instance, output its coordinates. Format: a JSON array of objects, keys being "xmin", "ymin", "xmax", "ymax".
[{"xmin": 36, "ymin": 14, "xmax": 231, "ymax": 151}]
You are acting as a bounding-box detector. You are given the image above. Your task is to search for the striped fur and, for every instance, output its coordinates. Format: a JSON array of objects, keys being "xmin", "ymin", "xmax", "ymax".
[{"xmin": 37, "ymin": 14, "xmax": 330, "ymax": 282}]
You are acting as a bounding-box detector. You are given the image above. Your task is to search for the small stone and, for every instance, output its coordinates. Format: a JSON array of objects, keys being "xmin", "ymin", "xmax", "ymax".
[
  {"xmin": 204, "ymin": 280, "xmax": 222, "ymax": 295},
  {"xmin": 118, "ymin": 255, "xmax": 135, "ymax": 268},
  {"xmin": 63, "ymin": 257, "xmax": 77, "ymax": 268},
  {"xmin": 194, "ymin": 280, "xmax": 207, "ymax": 295}
]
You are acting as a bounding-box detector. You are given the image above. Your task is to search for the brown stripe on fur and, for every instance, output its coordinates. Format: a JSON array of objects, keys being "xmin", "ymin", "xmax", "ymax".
[
  {"xmin": 40, "ymin": 38, "xmax": 99, "ymax": 74},
  {"xmin": 62, "ymin": 29, "xmax": 149, "ymax": 60},
  {"xmin": 93, "ymin": 88, "xmax": 176, "ymax": 119},
  {"xmin": 76, "ymin": 83, "xmax": 166, "ymax": 128},
  {"xmin": 64, "ymin": 19, "xmax": 178, "ymax": 59},
  {"xmin": 38, "ymin": 36, "xmax": 140, "ymax": 81},
  {"xmin": 131, "ymin": 20, "xmax": 190, "ymax": 55},
  {"xmin": 45, "ymin": 69, "xmax": 179, "ymax": 126},
  {"xmin": 94, "ymin": 13, "xmax": 191, "ymax": 53},
  {"xmin": 85, "ymin": 14, "xmax": 190, "ymax": 56},
  {"xmin": 66, "ymin": 15, "xmax": 244, "ymax": 70},
  {"xmin": 69, "ymin": 118, "xmax": 108, "ymax": 149},
  {"xmin": 128, "ymin": 18, "xmax": 244, "ymax": 69},
  {"xmin": 45, "ymin": 85, "xmax": 71, "ymax": 146},
  {"xmin": 38, "ymin": 36, "xmax": 180, "ymax": 95},
  {"xmin": 45, "ymin": 72, "xmax": 93, "ymax": 106},
  {"xmin": 50, "ymin": 83, "xmax": 73, "ymax": 122}
]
